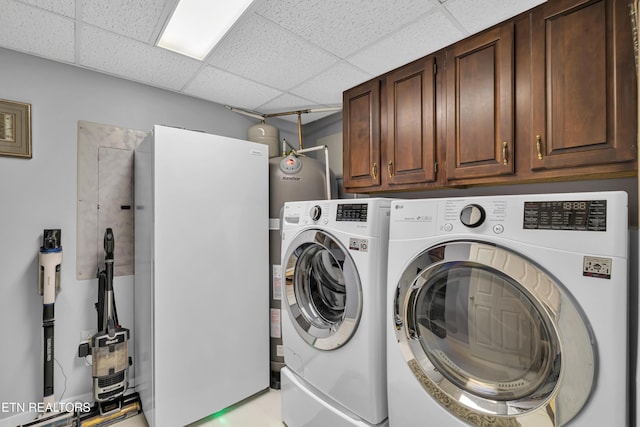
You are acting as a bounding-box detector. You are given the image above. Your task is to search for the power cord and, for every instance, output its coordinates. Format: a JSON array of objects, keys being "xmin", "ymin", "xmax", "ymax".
[{"xmin": 54, "ymin": 357, "xmax": 67, "ymax": 402}]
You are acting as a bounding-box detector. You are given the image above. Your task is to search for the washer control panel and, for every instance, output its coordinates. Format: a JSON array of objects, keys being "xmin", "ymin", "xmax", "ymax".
[
  {"xmin": 460, "ymin": 204, "xmax": 486, "ymax": 228},
  {"xmin": 440, "ymin": 199, "xmax": 507, "ymax": 234},
  {"xmin": 336, "ymin": 203, "xmax": 368, "ymax": 222},
  {"xmin": 310, "ymin": 205, "xmax": 322, "ymax": 221}
]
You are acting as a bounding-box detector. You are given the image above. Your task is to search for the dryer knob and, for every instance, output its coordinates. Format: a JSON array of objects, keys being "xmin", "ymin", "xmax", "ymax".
[
  {"xmin": 310, "ymin": 205, "xmax": 322, "ymax": 221},
  {"xmin": 460, "ymin": 204, "xmax": 486, "ymax": 228}
]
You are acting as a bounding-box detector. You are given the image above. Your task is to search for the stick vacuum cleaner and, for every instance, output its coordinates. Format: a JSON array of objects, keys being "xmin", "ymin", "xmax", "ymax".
[
  {"xmin": 39, "ymin": 229, "xmax": 63, "ymax": 409},
  {"xmin": 19, "ymin": 230, "xmax": 75, "ymax": 427}
]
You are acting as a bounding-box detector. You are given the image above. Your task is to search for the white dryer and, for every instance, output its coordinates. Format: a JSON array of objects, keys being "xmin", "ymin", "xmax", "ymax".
[
  {"xmin": 387, "ymin": 192, "xmax": 629, "ymax": 426},
  {"xmin": 280, "ymin": 198, "xmax": 391, "ymax": 427}
]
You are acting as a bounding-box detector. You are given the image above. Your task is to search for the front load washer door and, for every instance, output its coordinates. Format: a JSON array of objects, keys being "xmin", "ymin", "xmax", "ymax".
[
  {"xmin": 393, "ymin": 241, "xmax": 595, "ymax": 427},
  {"xmin": 283, "ymin": 229, "xmax": 362, "ymax": 351}
]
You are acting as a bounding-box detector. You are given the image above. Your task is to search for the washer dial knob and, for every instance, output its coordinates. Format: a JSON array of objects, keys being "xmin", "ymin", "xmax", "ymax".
[
  {"xmin": 310, "ymin": 205, "xmax": 322, "ymax": 221},
  {"xmin": 460, "ymin": 204, "xmax": 486, "ymax": 228}
]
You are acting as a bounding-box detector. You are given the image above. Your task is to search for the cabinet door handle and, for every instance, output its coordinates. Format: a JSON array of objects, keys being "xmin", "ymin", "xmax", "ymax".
[
  {"xmin": 371, "ymin": 162, "xmax": 377, "ymax": 179},
  {"xmin": 388, "ymin": 161, "xmax": 394, "ymax": 178},
  {"xmin": 536, "ymin": 134, "xmax": 543, "ymax": 160},
  {"xmin": 502, "ymin": 141, "xmax": 509, "ymax": 165}
]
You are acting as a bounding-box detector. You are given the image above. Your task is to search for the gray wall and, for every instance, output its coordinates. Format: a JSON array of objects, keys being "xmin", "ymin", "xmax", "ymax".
[{"xmin": 0, "ymin": 47, "xmax": 296, "ymax": 424}]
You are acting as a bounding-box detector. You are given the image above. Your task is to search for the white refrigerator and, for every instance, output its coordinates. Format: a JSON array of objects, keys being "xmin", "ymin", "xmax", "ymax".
[{"xmin": 134, "ymin": 125, "xmax": 269, "ymax": 427}]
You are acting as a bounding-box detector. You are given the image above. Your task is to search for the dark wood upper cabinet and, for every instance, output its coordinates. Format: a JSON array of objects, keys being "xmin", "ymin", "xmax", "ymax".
[
  {"xmin": 385, "ymin": 56, "xmax": 438, "ymax": 186},
  {"xmin": 445, "ymin": 23, "xmax": 515, "ymax": 181},
  {"xmin": 342, "ymin": 0, "xmax": 636, "ymax": 193},
  {"xmin": 529, "ymin": 0, "xmax": 636, "ymax": 171},
  {"xmin": 343, "ymin": 79, "xmax": 381, "ymax": 189}
]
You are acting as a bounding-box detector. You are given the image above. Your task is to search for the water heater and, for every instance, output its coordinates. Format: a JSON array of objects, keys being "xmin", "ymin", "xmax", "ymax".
[{"xmin": 267, "ymin": 154, "xmax": 329, "ymax": 388}]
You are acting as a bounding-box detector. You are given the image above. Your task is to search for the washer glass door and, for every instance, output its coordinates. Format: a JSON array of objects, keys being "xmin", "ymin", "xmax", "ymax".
[
  {"xmin": 284, "ymin": 229, "xmax": 362, "ymax": 350},
  {"xmin": 394, "ymin": 241, "xmax": 595, "ymax": 426}
]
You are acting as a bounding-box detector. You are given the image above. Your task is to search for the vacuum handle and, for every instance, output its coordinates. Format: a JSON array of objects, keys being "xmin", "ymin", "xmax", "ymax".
[
  {"xmin": 43, "ymin": 321, "xmax": 54, "ymax": 402},
  {"xmin": 104, "ymin": 228, "xmax": 114, "ymax": 261}
]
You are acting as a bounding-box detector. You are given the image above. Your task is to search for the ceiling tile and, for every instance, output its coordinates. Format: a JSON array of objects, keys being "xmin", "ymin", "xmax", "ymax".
[
  {"xmin": 77, "ymin": 0, "xmax": 171, "ymax": 43},
  {"xmin": 77, "ymin": 24, "xmax": 201, "ymax": 90},
  {"xmin": 0, "ymin": 1, "xmax": 75, "ymax": 62},
  {"xmin": 347, "ymin": 9, "xmax": 465, "ymax": 76},
  {"xmin": 289, "ymin": 62, "xmax": 371, "ymax": 105},
  {"xmin": 207, "ymin": 13, "xmax": 337, "ymax": 91},
  {"xmin": 183, "ymin": 66, "xmax": 283, "ymax": 110},
  {"xmin": 443, "ymin": 0, "xmax": 546, "ymax": 34},
  {"xmin": 18, "ymin": 0, "xmax": 75, "ymax": 17},
  {"xmin": 254, "ymin": 0, "xmax": 436, "ymax": 59}
]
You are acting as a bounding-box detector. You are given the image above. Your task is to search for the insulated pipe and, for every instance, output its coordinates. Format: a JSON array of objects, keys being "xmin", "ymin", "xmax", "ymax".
[
  {"xmin": 224, "ymin": 105, "xmax": 265, "ymax": 121},
  {"xmin": 281, "ymin": 138, "xmax": 296, "ymax": 155},
  {"xmin": 298, "ymin": 112, "xmax": 303, "ymax": 150},
  {"xmin": 295, "ymin": 145, "xmax": 331, "ymax": 200}
]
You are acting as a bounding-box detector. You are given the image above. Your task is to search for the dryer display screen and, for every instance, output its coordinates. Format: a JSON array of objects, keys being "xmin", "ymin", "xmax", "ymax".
[
  {"xmin": 336, "ymin": 204, "xmax": 368, "ymax": 222},
  {"xmin": 523, "ymin": 200, "xmax": 607, "ymax": 231}
]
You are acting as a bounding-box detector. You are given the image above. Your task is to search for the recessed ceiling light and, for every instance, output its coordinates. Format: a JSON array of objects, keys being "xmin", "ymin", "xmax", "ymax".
[{"xmin": 157, "ymin": 0, "xmax": 254, "ymax": 60}]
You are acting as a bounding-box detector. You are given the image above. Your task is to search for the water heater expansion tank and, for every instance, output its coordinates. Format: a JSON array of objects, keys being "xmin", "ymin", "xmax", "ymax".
[{"xmin": 248, "ymin": 123, "xmax": 280, "ymax": 158}]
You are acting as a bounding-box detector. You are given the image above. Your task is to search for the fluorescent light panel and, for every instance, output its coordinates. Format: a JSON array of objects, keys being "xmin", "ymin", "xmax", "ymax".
[{"xmin": 157, "ymin": 0, "xmax": 254, "ymax": 60}]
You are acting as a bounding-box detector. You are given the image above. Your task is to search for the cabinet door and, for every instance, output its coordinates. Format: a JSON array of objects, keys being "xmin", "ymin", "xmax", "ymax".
[
  {"xmin": 343, "ymin": 79, "xmax": 381, "ymax": 189},
  {"xmin": 386, "ymin": 57, "xmax": 437, "ymax": 186},
  {"xmin": 445, "ymin": 23, "xmax": 515, "ymax": 181},
  {"xmin": 530, "ymin": 0, "xmax": 636, "ymax": 170}
]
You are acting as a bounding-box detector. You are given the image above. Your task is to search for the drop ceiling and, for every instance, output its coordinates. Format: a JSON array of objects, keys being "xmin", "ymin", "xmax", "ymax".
[{"xmin": 0, "ymin": 0, "xmax": 545, "ymax": 124}]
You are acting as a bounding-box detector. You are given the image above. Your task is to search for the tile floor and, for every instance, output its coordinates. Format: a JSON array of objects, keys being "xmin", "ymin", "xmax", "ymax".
[{"xmin": 114, "ymin": 389, "xmax": 282, "ymax": 427}]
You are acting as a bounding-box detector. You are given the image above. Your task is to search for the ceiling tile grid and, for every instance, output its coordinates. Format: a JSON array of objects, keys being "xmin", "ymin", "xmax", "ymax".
[
  {"xmin": 252, "ymin": 0, "xmax": 437, "ymax": 59},
  {"xmin": 76, "ymin": 24, "xmax": 202, "ymax": 91},
  {"xmin": 442, "ymin": 0, "xmax": 546, "ymax": 34},
  {"xmin": 76, "ymin": 0, "xmax": 170, "ymax": 43},
  {"xmin": 1, "ymin": 1, "xmax": 75, "ymax": 63},
  {"xmin": 287, "ymin": 61, "xmax": 372, "ymax": 106},
  {"xmin": 17, "ymin": 0, "xmax": 75, "ymax": 17},
  {"xmin": 1, "ymin": 0, "xmax": 549, "ymax": 123},
  {"xmin": 183, "ymin": 65, "xmax": 283, "ymax": 110},
  {"xmin": 206, "ymin": 12, "xmax": 338, "ymax": 91},
  {"xmin": 346, "ymin": 8, "xmax": 467, "ymax": 76}
]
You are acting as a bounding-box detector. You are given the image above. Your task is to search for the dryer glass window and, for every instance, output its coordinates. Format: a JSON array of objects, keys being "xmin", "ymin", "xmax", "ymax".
[
  {"xmin": 295, "ymin": 243, "xmax": 346, "ymax": 326},
  {"xmin": 412, "ymin": 262, "xmax": 555, "ymax": 401},
  {"xmin": 283, "ymin": 229, "xmax": 362, "ymax": 350}
]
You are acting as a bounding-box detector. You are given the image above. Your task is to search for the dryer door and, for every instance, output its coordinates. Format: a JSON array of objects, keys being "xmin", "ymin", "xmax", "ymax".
[
  {"xmin": 283, "ymin": 229, "xmax": 362, "ymax": 350},
  {"xmin": 393, "ymin": 241, "xmax": 594, "ymax": 427}
]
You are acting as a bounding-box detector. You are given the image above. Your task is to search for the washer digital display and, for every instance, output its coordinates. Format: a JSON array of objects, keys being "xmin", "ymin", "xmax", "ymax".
[{"xmin": 337, "ymin": 204, "xmax": 368, "ymax": 222}]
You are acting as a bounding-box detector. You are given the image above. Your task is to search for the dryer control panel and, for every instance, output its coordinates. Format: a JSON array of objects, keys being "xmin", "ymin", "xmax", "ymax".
[{"xmin": 523, "ymin": 200, "xmax": 607, "ymax": 231}]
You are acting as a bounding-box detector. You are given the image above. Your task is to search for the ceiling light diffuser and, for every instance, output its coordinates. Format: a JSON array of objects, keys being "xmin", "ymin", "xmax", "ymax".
[{"xmin": 157, "ymin": 0, "xmax": 254, "ymax": 60}]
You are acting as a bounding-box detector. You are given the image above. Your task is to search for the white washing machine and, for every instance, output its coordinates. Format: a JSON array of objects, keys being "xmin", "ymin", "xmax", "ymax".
[
  {"xmin": 387, "ymin": 192, "xmax": 629, "ymax": 426},
  {"xmin": 280, "ymin": 198, "xmax": 391, "ymax": 427}
]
